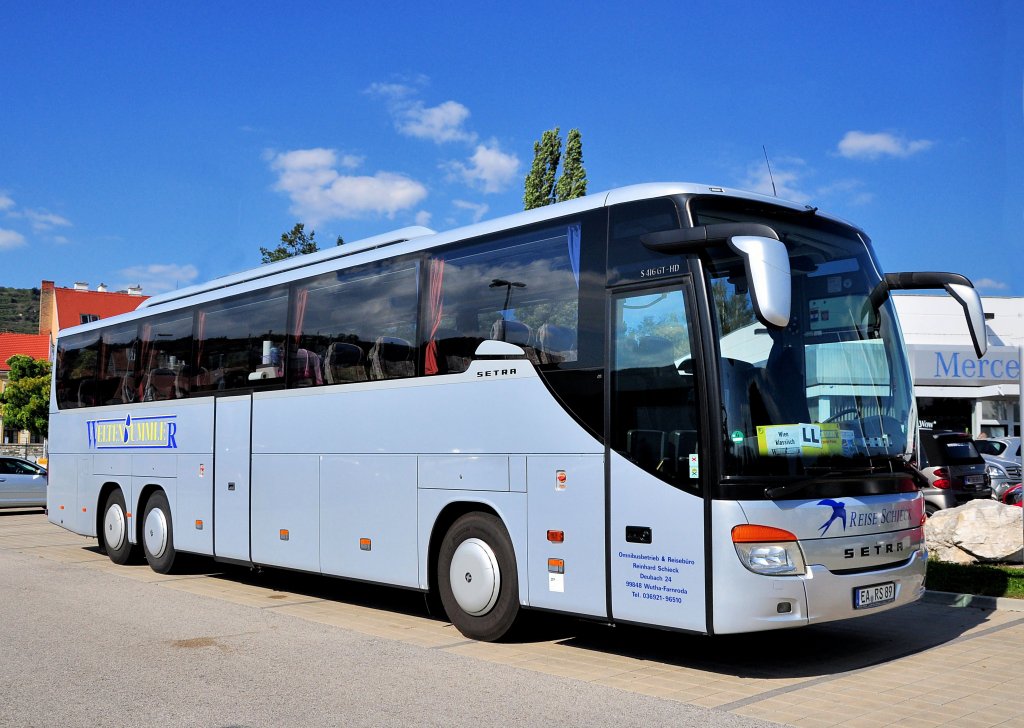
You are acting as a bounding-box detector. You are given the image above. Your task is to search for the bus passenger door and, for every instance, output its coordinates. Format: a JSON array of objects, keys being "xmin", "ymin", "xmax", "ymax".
[
  {"xmin": 608, "ymin": 282, "xmax": 709, "ymax": 632},
  {"xmin": 214, "ymin": 394, "xmax": 252, "ymax": 562}
]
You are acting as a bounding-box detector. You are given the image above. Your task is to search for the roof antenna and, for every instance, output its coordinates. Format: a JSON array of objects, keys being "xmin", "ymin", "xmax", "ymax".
[{"xmin": 762, "ymin": 145, "xmax": 777, "ymax": 197}]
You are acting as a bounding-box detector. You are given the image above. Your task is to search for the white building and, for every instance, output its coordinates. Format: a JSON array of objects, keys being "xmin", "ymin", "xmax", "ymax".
[{"xmin": 894, "ymin": 294, "xmax": 1023, "ymax": 437}]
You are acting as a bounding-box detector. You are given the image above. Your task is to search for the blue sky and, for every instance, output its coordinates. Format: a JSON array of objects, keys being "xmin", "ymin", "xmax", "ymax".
[{"xmin": 2, "ymin": 2, "xmax": 1022, "ymax": 296}]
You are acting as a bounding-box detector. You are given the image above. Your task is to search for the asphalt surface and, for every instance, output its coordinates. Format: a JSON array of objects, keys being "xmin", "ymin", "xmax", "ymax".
[{"xmin": 0, "ymin": 535, "xmax": 777, "ymax": 728}]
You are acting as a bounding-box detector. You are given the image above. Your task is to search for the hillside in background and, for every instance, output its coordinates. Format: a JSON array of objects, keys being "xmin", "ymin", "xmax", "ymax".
[{"xmin": 0, "ymin": 287, "xmax": 40, "ymax": 334}]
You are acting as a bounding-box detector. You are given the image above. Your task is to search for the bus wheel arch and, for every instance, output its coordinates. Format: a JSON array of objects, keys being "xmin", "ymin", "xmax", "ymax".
[
  {"xmin": 435, "ymin": 509, "xmax": 520, "ymax": 642},
  {"xmin": 138, "ymin": 486, "xmax": 177, "ymax": 574},
  {"xmin": 98, "ymin": 484, "xmax": 135, "ymax": 565}
]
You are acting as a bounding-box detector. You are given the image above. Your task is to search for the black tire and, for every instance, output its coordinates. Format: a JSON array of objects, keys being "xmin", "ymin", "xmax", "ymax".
[
  {"xmin": 925, "ymin": 503, "xmax": 940, "ymax": 518},
  {"xmin": 101, "ymin": 490, "xmax": 135, "ymax": 565},
  {"xmin": 437, "ymin": 512, "xmax": 520, "ymax": 642},
  {"xmin": 141, "ymin": 490, "xmax": 177, "ymax": 574}
]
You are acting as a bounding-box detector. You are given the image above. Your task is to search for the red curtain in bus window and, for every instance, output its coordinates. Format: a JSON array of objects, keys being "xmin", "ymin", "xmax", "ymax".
[
  {"xmin": 194, "ymin": 311, "xmax": 206, "ymax": 388},
  {"xmin": 424, "ymin": 258, "xmax": 445, "ymax": 375},
  {"xmin": 138, "ymin": 323, "xmax": 153, "ymax": 400},
  {"xmin": 292, "ymin": 288, "xmax": 309, "ymax": 345}
]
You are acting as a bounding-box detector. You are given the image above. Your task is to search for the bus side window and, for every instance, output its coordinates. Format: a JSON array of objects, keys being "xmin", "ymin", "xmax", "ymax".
[
  {"xmin": 292, "ymin": 259, "xmax": 420, "ymax": 386},
  {"xmin": 193, "ymin": 287, "xmax": 288, "ymax": 393},
  {"xmin": 56, "ymin": 331, "xmax": 101, "ymax": 409},
  {"xmin": 423, "ymin": 223, "xmax": 581, "ymax": 375},
  {"xmin": 140, "ymin": 312, "xmax": 194, "ymax": 400}
]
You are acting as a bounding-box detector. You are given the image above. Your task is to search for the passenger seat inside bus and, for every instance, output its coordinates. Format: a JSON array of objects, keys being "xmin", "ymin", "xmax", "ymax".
[
  {"xmin": 368, "ymin": 336, "xmax": 415, "ymax": 380},
  {"xmin": 324, "ymin": 342, "xmax": 367, "ymax": 384},
  {"xmin": 142, "ymin": 368, "xmax": 179, "ymax": 401},
  {"xmin": 537, "ymin": 323, "xmax": 577, "ymax": 364}
]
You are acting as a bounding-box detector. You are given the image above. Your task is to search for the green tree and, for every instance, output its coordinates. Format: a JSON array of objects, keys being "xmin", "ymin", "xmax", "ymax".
[
  {"xmin": 523, "ymin": 128, "xmax": 562, "ymax": 210},
  {"xmin": 0, "ymin": 355, "xmax": 51, "ymax": 439},
  {"xmin": 524, "ymin": 127, "xmax": 588, "ymax": 210},
  {"xmin": 712, "ymin": 280, "xmax": 757, "ymax": 336},
  {"xmin": 555, "ymin": 128, "xmax": 587, "ymax": 203},
  {"xmin": 260, "ymin": 223, "xmax": 344, "ymax": 264}
]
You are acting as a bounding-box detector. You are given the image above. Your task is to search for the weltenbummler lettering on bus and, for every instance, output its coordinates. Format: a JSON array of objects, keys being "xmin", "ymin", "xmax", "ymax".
[{"xmin": 47, "ymin": 183, "xmax": 987, "ymax": 641}]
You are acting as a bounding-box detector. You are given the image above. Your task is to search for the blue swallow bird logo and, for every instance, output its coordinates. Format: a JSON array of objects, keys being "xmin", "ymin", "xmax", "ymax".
[{"xmin": 817, "ymin": 499, "xmax": 847, "ymax": 536}]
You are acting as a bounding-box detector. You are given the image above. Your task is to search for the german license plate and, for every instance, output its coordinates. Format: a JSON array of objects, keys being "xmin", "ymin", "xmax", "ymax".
[
  {"xmin": 854, "ymin": 582, "xmax": 896, "ymax": 609},
  {"xmin": 965, "ymin": 475, "xmax": 984, "ymax": 485}
]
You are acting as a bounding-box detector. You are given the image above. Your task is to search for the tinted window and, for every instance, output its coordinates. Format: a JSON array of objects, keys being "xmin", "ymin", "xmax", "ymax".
[
  {"xmin": 424, "ymin": 225, "xmax": 582, "ymax": 375},
  {"xmin": 607, "ymin": 198, "xmax": 682, "ymax": 285},
  {"xmin": 56, "ymin": 330, "xmax": 100, "ymax": 409},
  {"xmin": 194, "ymin": 287, "xmax": 288, "ymax": 393},
  {"xmin": 610, "ymin": 285, "xmax": 702, "ymax": 493},
  {"xmin": 89, "ymin": 323, "xmax": 139, "ymax": 406},
  {"xmin": 292, "ymin": 260, "xmax": 419, "ymax": 386},
  {"xmin": 139, "ymin": 313, "xmax": 193, "ymax": 401}
]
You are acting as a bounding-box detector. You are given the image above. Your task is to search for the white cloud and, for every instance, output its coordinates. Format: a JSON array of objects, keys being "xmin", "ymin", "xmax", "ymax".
[
  {"xmin": 449, "ymin": 143, "xmax": 520, "ymax": 194},
  {"xmin": 0, "ymin": 192, "xmax": 14, "ymax": 211},
  {"xmin": 973, "ymin": 278, "xmax": 1009, "ymax": 291},
  {"xmin": 837, "ymin": 131, "xmax": 933, "ymax": 160},
  {"xmin": 365, "ymin": 82, "xmax": 417, "ymax": 100},
  {"xmin": 269, "ymin": 148, "xmax": 428, "ymax": 225},
  {"xmin": 414, "ymin": 210, "xmax": 433, "ymax": 227},
  {"xmin": 740, "ymin": 158, "xmax": 876, "ymax": 207},
  {"xmin": 741, "ymin": 157, "xmax": 812, "ymax": 204},
  {"xmin": 338, "ymin": 154, "xmax": 364, "ymax": 170},
  {"xmin": 367, "ymin": 81, "xmax": 476, "ymax": 144},
  {"xmin": 452, "ymin": 199, "xmax": 489, "ymax": 223},
  {"xmin": 23, "ymin": 208, "xmax": 72, "ymax": 232},
  {"xmin": 0, "ymin": 228, "xmax": 27, "ymax": 250},
  {"xmin": 115, "ymin": 263, "xmax": 200, "ymax": 295},
  {"xmin": 397, "ymin": 100, "xmax": 476, "ymax": 144}
]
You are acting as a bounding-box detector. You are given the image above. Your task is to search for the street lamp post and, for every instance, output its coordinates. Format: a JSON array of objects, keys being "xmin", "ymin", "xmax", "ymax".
[{"xmin": 489, "ymin": 278, "xmax": 526, "ymax": 314}]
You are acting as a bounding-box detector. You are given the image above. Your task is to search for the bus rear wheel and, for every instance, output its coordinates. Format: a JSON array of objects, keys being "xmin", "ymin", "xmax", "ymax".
[
  {"xmin": 102, "ymin": 490, "xmax": 135, "ymax": 565},
  {"xmin": 141, "ymin": 490, "xmax": 177, "ymax": 574},
  {"xmin": 438, "ymin": 512, "xmax": 520, "ymax": 642}
]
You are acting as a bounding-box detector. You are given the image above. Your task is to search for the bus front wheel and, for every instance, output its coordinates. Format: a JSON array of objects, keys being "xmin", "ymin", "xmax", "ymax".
[
  {"xmin": 101, "ymin": 490, "xmax": 135, "ymax": 565},
  {"xmin": 438, "ymin": 512, "xmax": 520, "ymax": 642},
  {"xmin": 141, "ymin": 490, "xmax": 177, "ymax": 574}
]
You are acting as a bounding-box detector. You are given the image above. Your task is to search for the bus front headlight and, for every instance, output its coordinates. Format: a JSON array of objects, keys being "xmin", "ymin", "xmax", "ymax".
[{"xmin": 732, "ymin": 524, "xmax": 807, "ymax": 576}]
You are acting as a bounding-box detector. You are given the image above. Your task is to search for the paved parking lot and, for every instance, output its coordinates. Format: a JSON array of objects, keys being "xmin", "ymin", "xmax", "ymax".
[{"xmin": 3, "ymin": 510, "xmax": 1023, "ymax": 728}]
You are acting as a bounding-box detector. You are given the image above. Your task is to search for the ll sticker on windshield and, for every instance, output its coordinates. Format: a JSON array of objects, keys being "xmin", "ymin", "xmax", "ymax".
[{"xmin": 756, "ymin": 423, "xmax": 849, "ymax": 457}]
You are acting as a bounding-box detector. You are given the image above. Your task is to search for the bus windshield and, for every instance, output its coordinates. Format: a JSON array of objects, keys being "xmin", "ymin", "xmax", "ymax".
[{"xmin": 692, "ymin": 198, "xmax": 915, "ymax": 480}]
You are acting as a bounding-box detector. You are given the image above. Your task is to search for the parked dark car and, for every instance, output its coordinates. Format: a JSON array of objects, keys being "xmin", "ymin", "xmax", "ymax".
[
  {"xmin": 913, "ymin": 429, "xmax": 991, "ymax": 516},
  {"xmin": 0, "ymin": 456, "xmax": 47, "ymax": 509}
]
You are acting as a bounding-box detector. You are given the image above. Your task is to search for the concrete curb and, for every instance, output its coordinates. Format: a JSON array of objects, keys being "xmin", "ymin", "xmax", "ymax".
[{"xmin": 923, "ymin": 590, "xmax": 1024, "ymax": 612}]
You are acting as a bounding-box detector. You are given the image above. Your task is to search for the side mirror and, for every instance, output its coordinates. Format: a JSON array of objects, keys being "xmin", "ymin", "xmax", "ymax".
[
  {"xmin": 726, "ymin": 236, "xmax": 792, "ymax": 328},
  {"xmin": 868, "ymin": 272, "xmax": 987, "ymax": 358},
  {"xmin": 641, "ymin": 223, "xmax": 791, "ymax": 329}
]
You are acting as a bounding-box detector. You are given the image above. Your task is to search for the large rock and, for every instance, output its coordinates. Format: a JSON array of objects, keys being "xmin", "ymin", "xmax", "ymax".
[{"xmin": 925, "ymin": 500, "xmax": 1023, "ymax": 565}]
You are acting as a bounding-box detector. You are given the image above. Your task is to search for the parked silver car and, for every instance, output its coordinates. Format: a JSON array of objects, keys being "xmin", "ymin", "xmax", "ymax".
[
  {"xmin": 974, "ymin": 437, "xmax": 1022, "ymax": 500},
  {"xmin": 0, "ymin": 457, "xmax": 47, "ymax": 509}
]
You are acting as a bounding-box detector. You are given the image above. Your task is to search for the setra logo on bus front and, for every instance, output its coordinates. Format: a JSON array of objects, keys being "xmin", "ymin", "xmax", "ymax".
[{"xmin": 86, "ymin": 414, "xmax": 178, "ymax": 450}]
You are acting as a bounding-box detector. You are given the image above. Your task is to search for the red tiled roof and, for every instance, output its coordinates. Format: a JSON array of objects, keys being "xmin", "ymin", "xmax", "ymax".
[
  {"xmin": 0, "ymin": 333, "xmax": 50, "ymax": 371},
  {"xmin": 54, "ymin": 288, "xmax": 149, "ymax": 332}
]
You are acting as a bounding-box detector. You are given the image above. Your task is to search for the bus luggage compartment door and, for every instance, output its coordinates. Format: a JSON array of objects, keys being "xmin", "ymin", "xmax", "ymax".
[{"xmin": 214, "ymin": 394, "xmax": 252, "ymax": 562}]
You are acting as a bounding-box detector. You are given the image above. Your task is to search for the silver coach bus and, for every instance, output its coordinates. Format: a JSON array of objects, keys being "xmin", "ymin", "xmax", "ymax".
[{"xmin": 47, "ymin": 183, "xmax": 987, "ymax": 641}]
